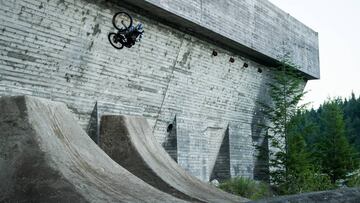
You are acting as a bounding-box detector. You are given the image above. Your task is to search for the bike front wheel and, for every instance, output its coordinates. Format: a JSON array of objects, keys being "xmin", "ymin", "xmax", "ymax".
[
  {"xmin": 108, "ymin": 33, "xmax": 124, "ymax": 49},
  {"xmin": 112, "ymin": 12, "xmax": 133, "ymax": 32}
]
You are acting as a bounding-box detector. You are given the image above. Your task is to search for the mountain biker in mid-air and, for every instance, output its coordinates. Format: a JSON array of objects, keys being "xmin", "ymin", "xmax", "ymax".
[{"xmin": 108, "ymin": 12, "xmax": 144, "ymax": 49}]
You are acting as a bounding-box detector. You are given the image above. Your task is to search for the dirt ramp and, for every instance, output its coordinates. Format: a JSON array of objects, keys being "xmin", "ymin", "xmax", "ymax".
[
  {"xmin": 99, "ymin": 115, "xmax": 248, "ymax": 203},
  {"xmin": 0, "ymin": 96, "xmax": 185, "ymax": 203}
]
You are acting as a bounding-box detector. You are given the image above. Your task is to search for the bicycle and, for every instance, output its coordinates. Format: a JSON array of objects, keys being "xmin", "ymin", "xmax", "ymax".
[{"xmin": 108, "ymin": 12, "xmax": 144, "ymax": 49}]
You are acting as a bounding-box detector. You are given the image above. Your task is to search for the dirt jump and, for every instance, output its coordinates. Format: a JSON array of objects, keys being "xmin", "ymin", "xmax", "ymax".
[
  {"xmin": 99, "ymin": 115, "xmax": 248, "ymax": 203},
  {"xmin": 0, "ymin": 96, "xmax": 185, "ymax": 203}
]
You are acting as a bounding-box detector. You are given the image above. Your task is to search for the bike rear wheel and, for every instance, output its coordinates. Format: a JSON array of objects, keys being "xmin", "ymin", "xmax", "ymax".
[
  {"xmin": 108, "ymin": 33, "xmax": 124, "ymax": 49},
  {"xmin": 112, "ymin": 12, "xmax": 133, "ymax": 32}
]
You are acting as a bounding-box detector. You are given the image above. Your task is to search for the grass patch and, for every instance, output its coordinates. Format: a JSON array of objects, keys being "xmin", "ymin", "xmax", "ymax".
[{"xmin": 218, "ymin": 177, "xmax": 273, "ymax": 200}]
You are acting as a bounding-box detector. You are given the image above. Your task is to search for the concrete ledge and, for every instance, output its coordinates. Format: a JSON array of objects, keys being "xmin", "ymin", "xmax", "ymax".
[{"xmin": 121, "ymin": 0, "xmax": 320, "ymax": 79}]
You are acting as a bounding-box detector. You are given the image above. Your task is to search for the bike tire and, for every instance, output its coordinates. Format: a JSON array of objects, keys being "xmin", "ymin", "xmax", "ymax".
[
  {"xmin": 108, "ymin": 33, "xmax": 124, "ymax": 49},
  {"xmin": 112, "ymin": 12, "xmax": 133, "ymax": 32}
]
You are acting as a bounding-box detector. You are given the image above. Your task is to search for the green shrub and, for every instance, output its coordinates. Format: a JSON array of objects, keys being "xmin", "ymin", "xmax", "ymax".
[
  {"xmin": 276, "ymin": 169, "xmax": 334, "ymax": 195},
  {"xmin": 218, "ymin": 177, "xmax": 272, "ymax": 200},
  {"xmin": 345, "ymin": 170, "xmax": 360, "ymax": 187}
]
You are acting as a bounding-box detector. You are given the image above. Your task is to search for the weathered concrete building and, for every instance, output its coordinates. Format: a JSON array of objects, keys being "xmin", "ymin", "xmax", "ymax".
[{"xmin": 0, "ymin": 0, "xmax": 319, "ymax": 181}]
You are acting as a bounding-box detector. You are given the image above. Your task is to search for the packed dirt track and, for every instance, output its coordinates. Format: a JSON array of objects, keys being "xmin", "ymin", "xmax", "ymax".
[
  {"xmin": 99, "ymin": 115, "xmax": 248, "ymax": 203},
  {"xmin": 0, "ymin": 96, "xmax": 186, "ymax": 203}
]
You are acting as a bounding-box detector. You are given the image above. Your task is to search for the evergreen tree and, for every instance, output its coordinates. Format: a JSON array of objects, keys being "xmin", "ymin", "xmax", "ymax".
[
  {"xmin": 282, "ymin": 93, "xmax": 360, "ymax": 188},
  {"xmin": 279, "ymin": 110, "xmax": 333, "ymax": 194},
  {"xmin": 258, "ymin": 60, "xmax": 317, "ymax": 194},
  {"xmin": 342, "ymin": 93, "xmax": 360, "ymax": 153},
  {"xmin": 284, "ymin": 112, "xmax": 315, "ymax": 193},
  {"xmin": 314, "ymin": 99, "xmax": 358, "ymax": 183}
]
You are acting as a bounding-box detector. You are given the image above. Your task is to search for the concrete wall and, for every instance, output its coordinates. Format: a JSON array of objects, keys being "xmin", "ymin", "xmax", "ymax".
[
  {"xmin": 123, "ymin": 0, "xmax": 320, "ymax": 79},
  {"xmin": 0, "ymin": 0, "xmax": 312, "ymax": 181}
]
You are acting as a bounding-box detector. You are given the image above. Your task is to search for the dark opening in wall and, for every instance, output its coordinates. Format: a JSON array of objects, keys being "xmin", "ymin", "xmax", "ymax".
[
  {"xmin": 229, "ymin": 57, "xmax": 235, "ymax": 63},
  {"xmin": 163, "ymin": 118, "xmax": 177, "ymax": 162},
  {"xmin": 257, "ymin": 68, "xmax": 262, "ymax": 73},
  {"xmin": 212, "ymin": 50, "xmax": 218, "ymax": 56},
  {"xmin": 167, "ymin": 124, "xmax": 173, "ymax": 132},
  {"xmin": 243, "ymin": 63, "xmax": 248, "ymax": 68}
]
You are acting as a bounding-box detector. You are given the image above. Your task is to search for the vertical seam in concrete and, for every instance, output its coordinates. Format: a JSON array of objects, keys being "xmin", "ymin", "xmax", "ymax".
[
  {"xmin": 153, "ymin": 34, "xmax": 186, "ymax": 133},
  {"xmin": 200, "ymin": 0, "xmax": 203, "ymax": 23}
]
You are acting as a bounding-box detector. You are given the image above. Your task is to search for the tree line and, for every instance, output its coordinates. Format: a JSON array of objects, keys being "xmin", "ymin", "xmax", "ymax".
[{"xmin": 258, "ymin": 61, "xmax": 360, "ymax": 195}]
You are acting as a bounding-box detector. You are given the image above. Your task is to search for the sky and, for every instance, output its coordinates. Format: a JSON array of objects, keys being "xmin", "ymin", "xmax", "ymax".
[{"xmin": 269, "ymin": 0, "xmax": 360, "ymax": 108}]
